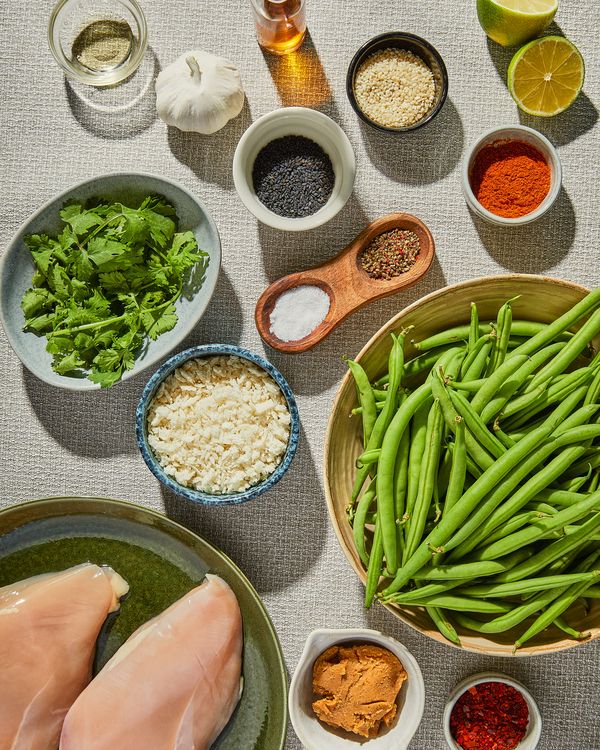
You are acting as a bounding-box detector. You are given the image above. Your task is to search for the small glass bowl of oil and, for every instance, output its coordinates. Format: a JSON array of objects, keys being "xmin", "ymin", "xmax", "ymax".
[{"xmin": 48, "ymin": 0, "xmax": 147, "ymax": 86}]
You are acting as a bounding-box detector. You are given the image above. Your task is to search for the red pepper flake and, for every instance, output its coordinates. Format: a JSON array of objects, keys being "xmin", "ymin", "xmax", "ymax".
[{"xmin": 449, "ymin": 681, "xmax": 529, "ymax": 750}]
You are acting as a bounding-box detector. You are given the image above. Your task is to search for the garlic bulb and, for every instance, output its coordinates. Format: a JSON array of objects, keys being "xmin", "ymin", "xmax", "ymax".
[{"xmin": 155, "ymin": 51, "xmax": 245, "ymax": 134}]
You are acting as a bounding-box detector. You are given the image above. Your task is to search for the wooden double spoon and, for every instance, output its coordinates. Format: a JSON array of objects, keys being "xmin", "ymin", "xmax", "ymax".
[{"xmin": 255, "ymin": 213, "xmax": 435, "ymax": 353}]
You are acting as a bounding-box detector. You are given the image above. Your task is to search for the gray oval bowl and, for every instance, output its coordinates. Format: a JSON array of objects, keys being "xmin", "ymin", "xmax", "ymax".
[
  {"xmin": 0, "ymin": 172, "xmax": 221, "ymax": 391},
  {"xmin": 136, "ymin": 344, "xmax": 300, "ymax": 505}
]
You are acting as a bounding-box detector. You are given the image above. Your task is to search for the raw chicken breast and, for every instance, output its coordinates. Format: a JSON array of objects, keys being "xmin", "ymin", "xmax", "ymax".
[
  {"xmin": 0, "ymin": 563, "xmax": 128, "ymax": 750},
  {"xmin": 60, "ymin": 574, "xmax": 243, "ymax": 750}
]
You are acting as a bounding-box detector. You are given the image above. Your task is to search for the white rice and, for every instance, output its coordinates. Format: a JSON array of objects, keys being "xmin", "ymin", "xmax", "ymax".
[{"xmin": 146, "ymin": 355, "xmax": 291, "ymax": 494}]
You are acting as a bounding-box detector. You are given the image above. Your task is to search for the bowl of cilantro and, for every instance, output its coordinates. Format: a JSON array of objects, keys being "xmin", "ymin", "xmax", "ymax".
[{"xmin": 0, "ymin": 173, "xmax": 221, "ymax": 389}]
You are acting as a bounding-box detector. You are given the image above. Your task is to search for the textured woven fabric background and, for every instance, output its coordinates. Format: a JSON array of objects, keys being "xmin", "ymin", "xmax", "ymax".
[{"xmin": 1, "ymin": 0, "xmax": 599, "ymax": 747}]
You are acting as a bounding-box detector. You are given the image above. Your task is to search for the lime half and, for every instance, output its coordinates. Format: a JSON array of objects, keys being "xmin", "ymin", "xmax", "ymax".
[
  {"xmin": 508, "ymin": 35, "xmax": 585, "ymax": 116},
  {"xmin": 477, "ymin": 0, "xmax": 558, "ymax": 47}
]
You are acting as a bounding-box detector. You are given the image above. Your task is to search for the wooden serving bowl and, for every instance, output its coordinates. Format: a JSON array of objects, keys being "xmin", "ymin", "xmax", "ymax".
[
  {"xmin": 324, "ymin": 274, "xmax": 600, "ymax": 656},
  {"xmin": 255, "ymin": 213, "xmax": 434, "ymax": 353}
]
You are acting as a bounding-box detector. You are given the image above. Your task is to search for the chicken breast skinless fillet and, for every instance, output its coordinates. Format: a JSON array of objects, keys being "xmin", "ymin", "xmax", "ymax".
[
  {"xmin": 0, "ymin": 563, "xmax": 129, "ymax": 750},
  {"xmin": 60, "ymin": 574, "xmax": 244, "ymax": 750}
]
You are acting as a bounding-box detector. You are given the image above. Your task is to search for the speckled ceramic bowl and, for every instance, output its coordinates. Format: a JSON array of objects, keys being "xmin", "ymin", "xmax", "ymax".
[
  {"xmin": 0, "ymin": 173, "xmax": 221, "ymax": 391},
  {"xmin": 136, "ymin": 344, "xmax": 300, "ymax": 505}
]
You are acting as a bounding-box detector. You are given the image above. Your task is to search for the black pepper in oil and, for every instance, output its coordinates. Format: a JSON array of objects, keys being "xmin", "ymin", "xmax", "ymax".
[{"xmin": 359, "ymin": 229, "xmax": 421, "ymax": 280}]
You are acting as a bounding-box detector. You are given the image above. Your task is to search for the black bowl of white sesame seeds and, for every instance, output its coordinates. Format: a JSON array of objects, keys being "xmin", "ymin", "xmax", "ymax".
[{"xmin": 347, "ymin": 32, "xmax": 448, "ymax": 133}]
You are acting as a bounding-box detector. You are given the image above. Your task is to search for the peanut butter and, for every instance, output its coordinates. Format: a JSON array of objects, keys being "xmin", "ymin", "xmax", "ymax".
[{"xmin": 312, "ymin": 643, "xmax": 407, "ymax": 738}]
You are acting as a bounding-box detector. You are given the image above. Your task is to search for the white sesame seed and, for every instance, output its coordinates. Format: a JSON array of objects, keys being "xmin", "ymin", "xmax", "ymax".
[{"xmin": 354, "ymin": 48, "xmax": 436, "ymax": 128}]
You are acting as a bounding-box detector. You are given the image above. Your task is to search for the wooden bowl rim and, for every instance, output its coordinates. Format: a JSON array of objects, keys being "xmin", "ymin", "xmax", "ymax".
[{"xmin": 323, "ymin": 273, "xmax": 595, "ymax": 656}]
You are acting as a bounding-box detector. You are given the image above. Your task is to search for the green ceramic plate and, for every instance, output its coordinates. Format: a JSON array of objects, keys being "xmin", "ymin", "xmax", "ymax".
[{"xmin": 0, "ymin": 497, "xmax": 287, "ymax": 750}]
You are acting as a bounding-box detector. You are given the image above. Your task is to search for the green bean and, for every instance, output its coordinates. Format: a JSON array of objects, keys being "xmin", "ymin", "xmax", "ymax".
[
  {"xmin": 486, "ymin": 299, "xmax": 513, "ymax": 375},
  {"xmin": 558, "ymin": 468, "xmax": 593, "ymax": 493},
  {"xmin": 445, "ymin": 437, "xmax": 586, "ymax": 558},
  {"xmin": 553, "ymin": 404, "xmax": 600, "ymax": 436},
  {"xmin": 483, "ymin": 511, "xmax": 543, "ymax": 546},
  {"xmin": 468, "ymin": 302, "xmax": 479, "ymax": 352},
  {"xmin": 405, "ymin": 402, "xmax": 430, "ymax": 529},
  {"xmin": 417, "ymin": 320, "xmax": 574, "ymax": 353},
  {"xmin": 365, "ymin": 519, "xmax": 384, "ymax": 608},
  {"xmin": 413, "ymin": 549, "xmax": 531, "ymax": 581},
  {"xmin": 456, "ymin": 586, "xmax": 565, "ymax": 633},
  {"xmin": 451, "ymin": 444, "xmax": 590, "ymax": 559},
  {"xmin": 514, "ymin": 557, "xmax": 600, "ymax": 649},
  {"xmin": 588, "ymin": 472, "xmax": 600, "ymax": 494},
  {"xmin": 449, "ymin": 390, "xmax": 506, "ymax": 459},
  {"xmin": 509, "ymin": 288, "xmax": 600, "ymax": 360},
  {"xmin": 437, "ymin": 446, "xmax": 452, "ymax": 502},
  {"xmin": 562, "ymin": 452, "xmax": 600, "ymax": 480},
  {"xmin": 457, "ymin": 571, "xmax": 598, "ymax": 599},
  {"xmin": 553, "ymin": 615, "xmax": 591, "ymax": 641},
  {"xmin": 525, "ymin": 502, "xmax": 558, "ymax": 515},
  {"xmin": 493, "ymin": 425, "xmax": 516, "ymax": 449},
  {"xmin": 445, "ymin": 417, "xmax": 466, "ymax": 515},
  {"xmin": 385, "ymin": 593, "xmax": 513, "ymax": 614},
  {"xmin": 403, "ymin": 346, "xmax": 455, "ymax": 381},
  {"xmin": 432, "ymin": 369, "xmax": 495, "ymax": 472},
  {"xmin": 470, "ymin": 354, "xmax": 529, "ymax": 415},
  {"xmin": 448, "ymin": 378, "xmax": 486, "ymax": 392},
  {"xmin": 498, "ymin": 383, "xmax": 549, "ymax": 421},
  {"xmin": 404, "ymin": 400, "xmax": 444, "ymax": 562},
  {"xmin": 584, "ymin": 366, "xmax": 600, "ymax": 406},
  {"xmin": 394, "ymin": 415, "xmax": 411, "ymax": 555},
  {"xmin": 537, "ymin": 488, "xmax": 589, "ymax": 507},
  {"xmin": 352, "ymin": 334, "xmax": 405, "ymax": 501},
  {"xmin": 463, "ymin": 339, "xmax": 494, "ymax": 382},
  {"xmin": 427, "ymin": 607, "xmax": 462, "ymax": 647},
  {"xmin": 472, "ymin": 491, "xmax": 600, "ymax": 561},
  {"xmin": 525, "ymin": 307, "xmax": 600, "ymax": 391},
  {"xmin": 480, "ymin": 342, "xmax": 567, "ymax": 424},
  {"xmin": 355, "ymin": 448, "xmax": 381, "ymax": 468},
  {"xmin": 352, "ymin": 479, "xmax": 377, "ymax": 568},
  {"xmin": 384, "ymin": 578, "xmax": 470, "ymax": 603},
  {"xmin": 504, "ymin": 367, "xmax": 595, "ymax": 430},
  {"xmin": 581, "ymin": 585, "xmax": 600, "ymax": 598},
  {"xmin": 495, "ymin": 516, "xmax": 600, "ymax": 584},
  {"xmin": 382, "ymin": 413, "xmax": 560, "ymax": 597},
  {"xmin": 348, "ymin": 359, "xmax": 378, "ymax": 449},
  {"xmin": 376, "ymin": 381, "xmax": 433, "ymax": 574}
]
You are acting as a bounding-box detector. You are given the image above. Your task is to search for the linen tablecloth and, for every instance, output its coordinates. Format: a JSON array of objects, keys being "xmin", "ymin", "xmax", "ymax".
[{"xmin": 1, "ymin": 1, "xmax": 599, "ymax": 747}]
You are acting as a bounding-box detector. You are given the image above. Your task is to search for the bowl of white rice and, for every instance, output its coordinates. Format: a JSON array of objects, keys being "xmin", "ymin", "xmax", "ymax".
[{"xmin": 136, "ymin": 345, "xmax": 300, "ymax": 505}]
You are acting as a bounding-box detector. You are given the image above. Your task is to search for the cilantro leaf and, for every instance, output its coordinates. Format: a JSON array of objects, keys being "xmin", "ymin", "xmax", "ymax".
[{"xmin": 20, "ymin": 195, "xmax": 207, "ymax": 387}]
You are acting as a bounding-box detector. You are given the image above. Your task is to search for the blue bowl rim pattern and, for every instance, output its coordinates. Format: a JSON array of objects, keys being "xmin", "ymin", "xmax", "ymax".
[{"xmin": 136, "ymin": 344, "xmax": 300, "ymax": 506}]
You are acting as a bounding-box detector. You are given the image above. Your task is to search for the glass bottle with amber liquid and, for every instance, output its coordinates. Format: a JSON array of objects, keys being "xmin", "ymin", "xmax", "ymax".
[{"xmin": 251, "ymin": 0, "xmax": 307, "ymax": 55}]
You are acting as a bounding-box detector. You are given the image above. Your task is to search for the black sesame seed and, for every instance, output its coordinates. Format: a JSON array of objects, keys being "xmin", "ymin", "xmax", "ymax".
[{"xmin": 252, "ymin": 135, "xmax": 335, "ymax": 218}]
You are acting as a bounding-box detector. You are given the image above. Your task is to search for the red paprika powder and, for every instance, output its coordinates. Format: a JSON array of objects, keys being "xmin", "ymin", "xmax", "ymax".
[
  {"xmin": 449, "ymin": 681, "xmax": 529, "ymax": 750},
  {"xmin": 470, "ymin": 140, "xmax": 551, "ymax": 219}
]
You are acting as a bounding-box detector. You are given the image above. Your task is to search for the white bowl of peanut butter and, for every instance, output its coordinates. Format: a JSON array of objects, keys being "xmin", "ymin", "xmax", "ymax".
[{"xmin": 289, "ymin": 628, "xmax": 425, "ymax": 749}]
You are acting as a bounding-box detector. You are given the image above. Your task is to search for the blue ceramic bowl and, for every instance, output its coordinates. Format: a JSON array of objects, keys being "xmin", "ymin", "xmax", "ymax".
[
  {"xmin": 0, "ymin": 172, "xmax": 221, "ymax": 390},
  {"xmin": 136, "ymin": 345, "xmax": 300, "ymax": 505}
]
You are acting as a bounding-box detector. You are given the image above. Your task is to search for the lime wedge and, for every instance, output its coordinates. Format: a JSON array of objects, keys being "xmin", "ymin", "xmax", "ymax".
[
  {"xmin": 508, "ymin": 36, "xmax": 585, "ymax": 116},
  {"xmin": 477, "ymin": 0, "xmax": 558, "ymax": 47}
]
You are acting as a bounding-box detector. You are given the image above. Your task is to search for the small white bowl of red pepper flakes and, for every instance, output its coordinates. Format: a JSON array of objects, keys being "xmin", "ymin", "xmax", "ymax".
[{"xmin": 443, "ymin": 673, "xmax": 542, "ymax": 750}]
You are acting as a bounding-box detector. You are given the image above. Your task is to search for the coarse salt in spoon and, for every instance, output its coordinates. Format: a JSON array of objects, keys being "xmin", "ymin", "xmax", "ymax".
[{"xmin": 255, "ymin": 213, "xmax": 435, "ymax": 354}]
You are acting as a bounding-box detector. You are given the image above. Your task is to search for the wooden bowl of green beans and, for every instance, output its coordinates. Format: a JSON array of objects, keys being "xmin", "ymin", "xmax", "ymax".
[{"xmin": 324, "ymin": 274, "xmax": 600, "ymax": 655}]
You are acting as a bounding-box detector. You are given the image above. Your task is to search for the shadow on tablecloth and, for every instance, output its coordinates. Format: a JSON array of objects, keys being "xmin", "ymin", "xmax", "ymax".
[
  {"xmin": 161, "ymin": 422, "xmax": 328, "ymax": 595},
  {"xmin": 359, "ymin": 98, "xmax": 465, "ymax": 185},
  {"xmin": 470, "ymin": 187, "xmax": 576, "ymax": 273},
  {"xmin": 167, "ymin": 99, "xmax": 253, "ymax": 190},
  {"xmin": 64, "ymin": 46, "xmax": 160, "ymax": 140}
]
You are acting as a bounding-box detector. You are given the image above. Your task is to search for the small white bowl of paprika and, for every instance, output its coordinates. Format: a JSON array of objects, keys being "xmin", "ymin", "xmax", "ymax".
[
  {"xmin": 462, "ymin": 125, "xmax": 562, "ymax": 226},
  {"xmin": 443, "ymin": 672, "xmax": 542, "ymax": 750}
]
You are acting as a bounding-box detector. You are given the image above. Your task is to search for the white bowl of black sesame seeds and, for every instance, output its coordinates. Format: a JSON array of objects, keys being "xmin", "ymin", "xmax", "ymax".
[{"xmin": 232, "ymin": 107, "xmax": 356, "ymax": 231}]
